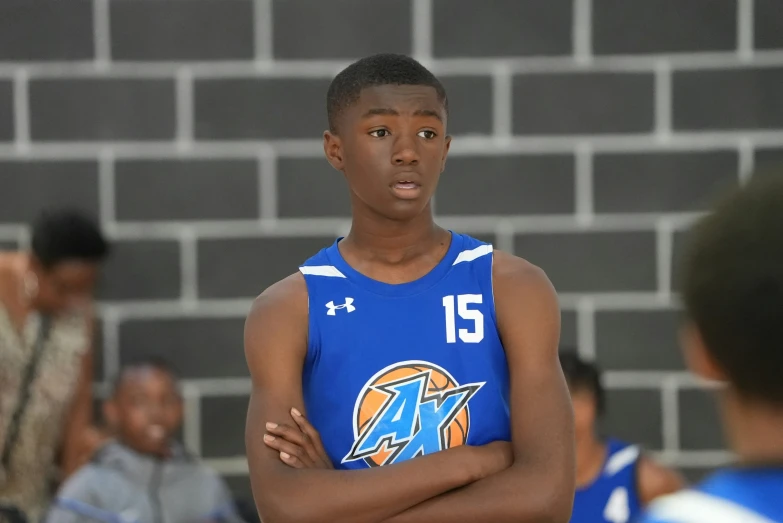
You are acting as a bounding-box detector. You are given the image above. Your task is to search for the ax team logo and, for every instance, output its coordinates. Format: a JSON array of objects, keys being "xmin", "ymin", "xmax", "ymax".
[{"xmin": 342, "ymin": 360, "xmax": 484, "ymax": 467}]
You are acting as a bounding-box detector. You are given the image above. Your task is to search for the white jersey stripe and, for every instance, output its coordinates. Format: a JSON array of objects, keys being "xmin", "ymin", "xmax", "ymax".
[
  {"xmin": 299, "ymin": 265, "xmax": 347, "ymax": 278},
  {"xmin": 452, "ymin": 244, "xmax": 493, "ymax": 266},
  {"xmin": 604, "ymin": 445, "xmax": 640, "ymax": 476}
]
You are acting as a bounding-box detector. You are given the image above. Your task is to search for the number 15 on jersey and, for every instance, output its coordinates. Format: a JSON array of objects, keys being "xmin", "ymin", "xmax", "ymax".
[{"xmin": 442, "ymin": 294, "xmax": 484, "ymax": 344}]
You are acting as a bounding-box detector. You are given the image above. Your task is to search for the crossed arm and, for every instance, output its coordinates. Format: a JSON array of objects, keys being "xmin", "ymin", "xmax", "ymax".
[{"xmin": 244, "ymin": 252, "xmax": 575, "ymax": 523}]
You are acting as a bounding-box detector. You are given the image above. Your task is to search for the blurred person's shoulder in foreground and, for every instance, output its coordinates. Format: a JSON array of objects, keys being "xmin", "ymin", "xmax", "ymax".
[
  {"xmin": 0, "ymin": 209, "xmax": 110, "ymax": 523},
  {"xmin": 639, "ymin": 172, "xmax": 783, "ymax": 523},
  {"xmin": 46, "ymin": 358, "xmax": 245, "ymax": 523}
]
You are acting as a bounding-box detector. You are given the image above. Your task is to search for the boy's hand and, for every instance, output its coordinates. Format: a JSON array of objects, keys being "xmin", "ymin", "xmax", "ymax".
[{"xmin": 263, "ymin": 408, "xmax": 334, "ymax": 469}]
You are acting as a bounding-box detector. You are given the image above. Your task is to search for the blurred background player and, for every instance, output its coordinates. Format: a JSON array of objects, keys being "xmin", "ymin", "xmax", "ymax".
[
  {"xmin": 559, "ymin": 351, "xmax": 684, "ymax": 523},
  {"xmin": 640, "ymin": 173, "xmax": 783, "ymax": 522},
  {"xmin": 46, "ymin": 358, "xmax": 244, "ymax": 523}
]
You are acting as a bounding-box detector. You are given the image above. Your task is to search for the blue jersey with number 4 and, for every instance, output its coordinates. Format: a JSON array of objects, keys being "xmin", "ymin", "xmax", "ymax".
[
  {"xmin": 298, "ymin": 232, "xmax": 511, "ymax": 469},
  {"xmin": 570, "ymin": 439, "xmax": 643, "ymax": 523},
  {"xmin": 639, "ymin": 466, "xmax": 783, "ymax": 523}
]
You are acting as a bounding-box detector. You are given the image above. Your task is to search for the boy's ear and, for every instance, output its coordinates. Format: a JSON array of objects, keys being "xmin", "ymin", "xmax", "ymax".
[{"xmin": 680, "ymin": 322, "xmax": 728, "ymax": 383}]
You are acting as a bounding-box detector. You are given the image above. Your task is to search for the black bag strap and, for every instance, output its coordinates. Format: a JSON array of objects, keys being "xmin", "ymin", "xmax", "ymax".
[{"xmin": 1, "ymin": 315, "xmax": 52, "ymax": 471}]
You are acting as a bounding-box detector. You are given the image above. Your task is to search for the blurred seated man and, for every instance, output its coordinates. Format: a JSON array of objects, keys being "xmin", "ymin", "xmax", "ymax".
[
  {"xmin": 560, "ymin": 351, "xmax": 684, "ymax": 523},
  {"xmin": 45, "ymin": 358, "xmax": 244, "ymax": 523}
]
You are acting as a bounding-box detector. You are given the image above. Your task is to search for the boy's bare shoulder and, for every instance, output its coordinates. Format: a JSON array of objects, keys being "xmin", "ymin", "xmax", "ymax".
[
  {"xmin": 247, "ymin": 272, "xmax": 308, "ymax": 323},
  {"xmin": 244, "ymin": 272, "xmax": 309, "ymax": 368},
  {"xmin": 492, "ymin": 249, "xmax": 551, "ymax": 287}
]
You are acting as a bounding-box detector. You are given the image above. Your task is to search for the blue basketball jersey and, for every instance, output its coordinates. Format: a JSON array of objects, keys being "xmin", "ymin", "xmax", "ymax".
[
  {"xmin": 571, "ymin": 439, "xmax": 643, "ymax": 523},
  {"xmin": 298, "ymin": 232, "xmax": 511, "ymax": 469},
  {"xmin": 639, "ymin": 465, "xmax": 783, "ymax": 523}
]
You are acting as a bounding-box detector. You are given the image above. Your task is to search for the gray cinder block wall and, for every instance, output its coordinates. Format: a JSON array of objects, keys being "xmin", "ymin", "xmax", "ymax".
[{"xmin": 2, "ymin": 0, "xmax": 783, "ymax": 497}]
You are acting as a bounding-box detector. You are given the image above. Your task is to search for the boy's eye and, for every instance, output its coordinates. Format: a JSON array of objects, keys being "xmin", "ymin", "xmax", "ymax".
[
  {"xmin": 418, "ymin": 130, "xmax": 436, "ymax": 139},
  {"xmin": 369, "ymin": 129, "xmax": 389, "ymax": 138}
]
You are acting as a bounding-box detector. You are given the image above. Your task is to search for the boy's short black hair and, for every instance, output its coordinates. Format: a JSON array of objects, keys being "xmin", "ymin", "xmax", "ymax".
[
  {"xmin": 680, "ymin": 172, "xmax": 783, "ymax": 405},
  {"xmin": 559, "ymin": 350, "xmax": 605, "ymax": 415},
  {"xmin": 111, "ymin": 356, "xmax": 180, "ymax": 396},
  {"xmin": 326, "ymin": 53, "xmax": 448, "ymax": 133},
  {"xmin": 31, "ymin": 209, "xmax": 109, "ymax": 269}
]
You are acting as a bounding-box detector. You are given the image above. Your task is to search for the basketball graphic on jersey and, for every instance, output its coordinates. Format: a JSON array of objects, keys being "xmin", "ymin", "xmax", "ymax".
[{"xmin": 342, "ymin": 360, "xmax": 484, "ymax": 467}]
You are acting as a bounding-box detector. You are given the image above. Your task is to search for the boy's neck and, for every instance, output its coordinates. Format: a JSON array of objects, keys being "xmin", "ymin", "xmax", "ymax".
[
  {"xmin": 724, "ymin": 392, "xmax": 783, "ymax": 465},
  {"xmin": 575, "ymin": 432, "xmax": 607, "ymax": 487},
  {"xmin": 345, "ymin": 202, "xmax": 441, "ymax": 257}
]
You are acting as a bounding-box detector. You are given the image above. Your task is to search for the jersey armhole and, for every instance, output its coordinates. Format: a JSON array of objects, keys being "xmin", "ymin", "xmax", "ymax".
[
  {"xmin": 488, "ymin": 247, "xmax": 498, "ymax": 325},
  {"xmin": 298, "ymin": 272, "xmax": 321, "ymax": 368},
  {"xmin": 633, "ymin": 449, "xmax": 645, "ymax": 507}
]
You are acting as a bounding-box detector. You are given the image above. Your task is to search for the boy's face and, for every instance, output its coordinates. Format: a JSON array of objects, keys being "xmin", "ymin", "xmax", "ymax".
[
  {"xmin": 569, "ymin": 385, "xmax": 598, "ymax": 441},
  {"xmin": 323, "ymin": 84, "xmax": 451, "ymax": 221},
  {"xmin": 104, "ymin": 366, "xmax": 183, "ymax": 457}
]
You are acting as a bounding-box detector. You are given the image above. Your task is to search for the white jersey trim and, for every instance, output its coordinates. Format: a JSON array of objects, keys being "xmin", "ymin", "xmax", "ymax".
[
  {"xmin": 452, "ymin": 244, "xmax": 493, "ymax": 266},
  {"xmin": 299, "ymin": 265, "xmax": 347, "ymax": 278},
  {"xmin": 604, "ymin": 445, "xmax": 640, "ymax": 476},
  {"xmin": 646, "ymin": 490, "xmax": 777, "ymax": 523}
]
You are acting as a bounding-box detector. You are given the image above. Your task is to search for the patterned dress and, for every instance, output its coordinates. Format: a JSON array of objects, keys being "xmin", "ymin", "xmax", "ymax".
[{"xmin": 0, "ymin": 307, "xmax": 89, "ymax": 523}]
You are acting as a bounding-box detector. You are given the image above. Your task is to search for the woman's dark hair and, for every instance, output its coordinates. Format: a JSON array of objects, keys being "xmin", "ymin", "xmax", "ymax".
[{"xmin": 30, "ymin": 209, "xmax": 109, "ymax": 269}]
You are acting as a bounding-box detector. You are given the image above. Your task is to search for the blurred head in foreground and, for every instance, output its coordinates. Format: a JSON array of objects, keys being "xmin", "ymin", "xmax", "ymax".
[{"xmin": 678, "ymin": 172, "xmax": 783, "ymax": 461}]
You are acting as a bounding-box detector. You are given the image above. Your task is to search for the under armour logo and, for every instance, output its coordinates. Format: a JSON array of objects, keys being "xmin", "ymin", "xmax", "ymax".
[{"xmin": 326, "ymin": 298, "xmax": 355, "ymax": 316}]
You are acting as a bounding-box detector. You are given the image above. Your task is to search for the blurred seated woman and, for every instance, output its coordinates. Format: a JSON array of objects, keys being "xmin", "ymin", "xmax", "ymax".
[{"xmin": 0, "ymin": 209, "xmax": 109, "ymax": 523}]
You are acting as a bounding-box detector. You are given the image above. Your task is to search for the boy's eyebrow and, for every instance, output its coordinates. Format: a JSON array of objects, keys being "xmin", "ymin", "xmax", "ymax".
[
  {"xmin": 412, "ymin": 109, "xmax": 443, "ymax": 121},
  {"xmin": 362, "ymin": 107, "xmax": 443, "ymax": 122}
]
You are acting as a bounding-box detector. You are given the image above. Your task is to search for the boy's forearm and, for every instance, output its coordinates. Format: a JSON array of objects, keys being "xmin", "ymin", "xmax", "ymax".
[
  {"xmin": 253, "ymin": 445, "xmax": 482, "ymax": 523},
  {"xmin": 381, "ymin": 465, "xmax": 571, "ymax": 523}
]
